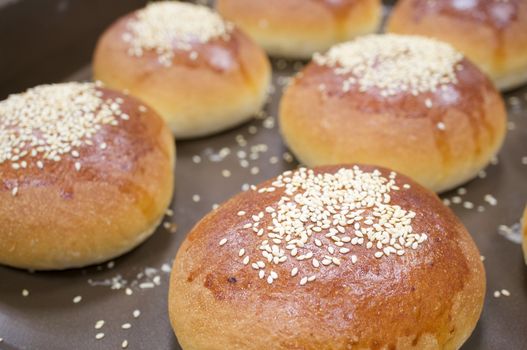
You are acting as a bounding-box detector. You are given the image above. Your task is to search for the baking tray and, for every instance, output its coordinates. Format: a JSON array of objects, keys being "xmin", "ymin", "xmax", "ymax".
[{"xmin": 0, "ymin": 1, "xmax": 526, "ymax": 349}]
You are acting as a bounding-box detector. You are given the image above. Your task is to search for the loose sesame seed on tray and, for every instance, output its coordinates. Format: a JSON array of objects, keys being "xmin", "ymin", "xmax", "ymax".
[{"xmin": 219, "ymin": 166, "xmax": 428, "ymax": 285}]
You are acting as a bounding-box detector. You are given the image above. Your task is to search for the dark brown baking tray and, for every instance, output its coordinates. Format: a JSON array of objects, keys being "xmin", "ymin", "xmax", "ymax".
[{"xmin": 0, "ymin": 1, "xmax": 526, "ymax": 349}]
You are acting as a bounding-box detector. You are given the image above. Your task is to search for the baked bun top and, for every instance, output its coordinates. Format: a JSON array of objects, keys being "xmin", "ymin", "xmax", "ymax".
[
  {"xmin": 199, "ymin": 165, "xmax": 471, "ymax": 284},
  {"xmin": 306, "ymin": 34, "xmax": 498, "ymax": 135},
  {"xmin": 121, "ymin": 1, "xmax": 237, "ymax": 67},
  {"xmin": 0, "ymin": 82, "xmax": 165, "ymax": 198},
  {"xmin": 409, "ymin": 0, "xmax": 520, "ymax": 30},
  {"xmin": 172, "ymin": 164, "xmax": 485, "ymax": 348},
  {"xmin": 312, "ymin": 34, "xmax": 464, "ymax": 97}
]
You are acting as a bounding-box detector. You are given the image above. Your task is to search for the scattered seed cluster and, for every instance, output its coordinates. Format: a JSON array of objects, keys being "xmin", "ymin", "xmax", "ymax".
[
  {"xmin": 313, "ymin": 34, "xmax": 464, "ymax": 96},
  {"xmin": 0, "ymin": 82, "xmax": 127, "ymax": 195},
  {"xmin": 123, "ymin": 2, "xmax": 233, "ymax": 66},
  {"xmin": 220, "ymin": 166, "xmax": 428, "ymax": 285}
]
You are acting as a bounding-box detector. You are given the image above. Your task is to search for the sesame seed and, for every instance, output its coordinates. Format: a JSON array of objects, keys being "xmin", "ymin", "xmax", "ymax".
[
  {"xmin": 95, "ymin": 333, "xmax": 105, "ymax": 340},
  {"xmin": 122, "ymin": 340, "xmax": 129, "ymax": 349},
  {"xmin": 133, "ymin": 310, "xmax": 141, "ymax": 318},
  {"xmin": 501, "ymin": 289, "xmax": 510, "ymax": 296},
  {"xmin": 494, "ymin": 291, "xmax": 501, "ymax": 298},
  {"xmin": 192, "ymin": 194, "xmax": 200, "ymax": 202},
  {"xmin": 74, "ymin": 162, "xmax": 81, "ymax": 171},
  {"xmin": 299, "ymin": 277, "xmax": 308, "ymax": 285},
  {"xmin": 21, "ymin": 289, "xmax": 29, "ymax": 297},
  {"xmin": 437, "ymin": 122, "xmax": 446, "ymax": 130},
  {"xmin": 463, "ymin": 201, "xmax": 474, "ymax": 209},
  {"xmin": 192, "ymin": 155, "xmax": 201, "ymax": 163},
  {"xmin": 237, "ymin": 210, "xmax": 246, "ymax": 216},
  {"xmin": 11, "ymin": 187, "xmax": 18, "ymax": 197},
  {"xmin": 222, "ymin": 169, "xmax": 231, "ymax": 178},
  {"xmin": 219, "ymin": 238, "xmax": 227, "ymax": 246},
  {"xmin": 121, "ymin": 323, "xmax": 132, "ymax": 330},
  {"xmin": 95, "ymin": 320, "xmax": 105, "ymax": 329},
  {"xmin": 425, "ymin": 98, "xmax": 433, "ymax": 108},
  {"xmin": 72, "ymin": 295, "xmax": 82, "ymax": 304},
  {"xmin": 291, "ymin": 267, "xmax": 298, "ymax": 277},
  {"xmin": 484, "ymin": 194, "xmax": 498, "ymax": 206}
]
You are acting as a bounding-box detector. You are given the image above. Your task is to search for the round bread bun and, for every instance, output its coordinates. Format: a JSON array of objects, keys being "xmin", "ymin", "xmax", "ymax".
[
  {"xmin": 387, "ymin": 0, "xmax": 527, "ymax": 91},
  {"xmin": 0, "ymin": 82, "xmax": 175, "ymax": 270},
  {"xmin": 216, "ymin": 0, "xmax": 382, "ymax": 59},
  {"xmin": 93, "ymin": 1, "xmax": 271, "ymax": 139},
  {"xmin": 169, "ymin": 164, "xmax": 485, "ymax": 350},
  {"xmin": 279, "ymin": 34, "xmax": 507, "ymax": 193},
  {"xmin": 523, "ymin": 205, "xmax": 527, "ymax": 265}
]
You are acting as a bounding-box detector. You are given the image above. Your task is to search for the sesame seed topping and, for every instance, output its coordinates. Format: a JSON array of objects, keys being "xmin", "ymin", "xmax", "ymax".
[
  {"xmin": 72, "ymin": 295, "xmax": 82, "ymax": 304},
  {"xmin": 314, "ymin": 34, "xmax": 463, "ymax": 96},
  {"xmin": 219, "ymin": 238, "xmax": 228, "ymax": 246},
  {"xmin": 94, "ymin": 320, "xmax": 105, "ymax": 329},
  {"xmin": 95, "ymin": 333, "xmax": 105, "ymax": 340},
  {"xmin": 222, "ymin": 167, "xmax": 428, "ymax": 285},
  {"xmin": 0, "ymin": 82, "xmax": 125, "ymax": 174},
  {"xmin": 124, "ymin": 2, "xmax": 233, "ymax": 67}
]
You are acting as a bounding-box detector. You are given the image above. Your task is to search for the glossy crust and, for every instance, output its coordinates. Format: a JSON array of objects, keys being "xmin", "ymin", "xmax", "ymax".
[
  {"xmin": 523, "ymin": 205, "xmax": 527, "ymax": 265},
  {"xmin": 169, "ymin": 164, "xmax": 485, "ymax": 350},
  {"xmin": 279, "ymin": 59, "xmax": 507, "ymax": 193},
  {"xmin": 387, "ymin": 0, "xmax": 527, "ymax": 90},
  {"xmin": 216, "ymin": 0, "xmax": 382, "ymax": 58},
  {"xmin": 93, "ymin": 12, "xmax": 271, "ymax": 139},
  {"xmin": 0, "ymin": 88, "xmax": 175, "ymax": 270}
]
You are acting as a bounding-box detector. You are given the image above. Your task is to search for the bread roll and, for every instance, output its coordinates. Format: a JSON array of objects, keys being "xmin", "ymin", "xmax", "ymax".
[
  {"xmin": 169, "ymin": 164, "xmax": 485, "ymax": 350},
  {"xmin": 279, "ymin": 34, "xmax": 507, "ymax": 193},
  {"xmin": 216, "ymin": 0, "xmax": 382, "ymax": 59},
  {"xmin": 0, "ymin": 82, "xmax": 174, "ymax": 270},
  {"xmin": 387, "ymin": 0, "xmax": 527, "ymax": 90},
  {"xmin": 523, "ymin": 205, "xmax": 527, "ymax": 265},
  {"xmin": 93, "ymin": 1, "xmax": 271, "ymax": 139}
]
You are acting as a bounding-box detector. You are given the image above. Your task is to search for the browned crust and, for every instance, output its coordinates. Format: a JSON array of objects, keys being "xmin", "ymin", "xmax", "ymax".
[
  {"xmin": 387, "ymin": 0, "xmax": 527, "ymax": 90},
  {"xmin": 0, "ymin": 88, "xmax": 175, "ymax": 270},
  {"xmin": 278, "ymin": 59, "xmax": 507, "ymax": 193},
  {"xmin": 216, "ymin": 0, "xmax": 382, "ymax": 58},
  {"xmin": 523, "ymin": 205, "xmax": 527, "ymax": 265},
  {"xmin": 169, "ymin": 164, "xmax": 485, "ymax": 350},
  {"xmin": 93, "ymin": 11, "xmax": 271, "ymax": 138}
]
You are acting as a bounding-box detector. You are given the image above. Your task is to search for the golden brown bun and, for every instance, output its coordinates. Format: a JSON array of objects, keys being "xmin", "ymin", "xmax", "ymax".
[
  {"xmin": 387, "ymin": 0, "xmax": 527, "ymax": 90},
  {"xmin": 169, "ymin": 164, "xmax": 485, "ymax": 350},
  {"xmin": 93, "ymin": 5, "xmax": 271, "ymax": 139},
  {"xmin": 279, "ymin": 41, "xmax": 507, "ymax": 193},
  {"xmin": 216, "ymin": 0, "xmax": 382, "ymax": 59},
  {"xmin": 523, "ymin": 205, "xmax": 527, "ymax": 265},
  {"xmin": 0, "ymin": 85, "xmax": 175, "ymax": 270}
]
